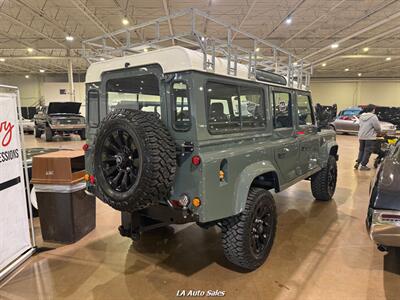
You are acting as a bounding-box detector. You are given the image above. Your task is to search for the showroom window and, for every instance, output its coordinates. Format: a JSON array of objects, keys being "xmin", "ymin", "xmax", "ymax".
[
  {"xmin": 171, "ymin": 81, "xmax": 191, "ymax": 131},
  {"xmin": 207, "ymin": 82, "xmax": 265, "ymax": 133},
  {"xmin": 88, "ymin": 89, "xmax": 100, "ymax": 127},
  {"xmin": 272, "ymin": 91, "xmax": 293, "ymax": 129},
  {"xmin": 297, "ymin": 94, "xmax": 315, "ymax": 126},
  {"xmin": 106, "ymin": 74, "xmax": 161, "ymax": 117}
]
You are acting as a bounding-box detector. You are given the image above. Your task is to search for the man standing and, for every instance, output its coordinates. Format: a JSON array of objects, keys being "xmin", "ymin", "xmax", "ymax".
[{"xmin": 354, "ymin": 104, "xmax": 381, "ymax": 171}]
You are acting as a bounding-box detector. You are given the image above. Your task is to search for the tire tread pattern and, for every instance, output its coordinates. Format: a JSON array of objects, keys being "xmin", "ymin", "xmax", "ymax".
[
  {"xmin": 220, "ymin": 188, "xmax": 276, "ymax": 270},
  {"xmin": 311, "ymin": 155, "xmax": 337, "ymax": 201}
]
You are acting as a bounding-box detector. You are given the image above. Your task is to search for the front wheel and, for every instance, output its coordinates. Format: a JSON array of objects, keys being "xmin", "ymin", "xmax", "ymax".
[
  {"xmin": 45, "ymin": 127, "xmax": 53, "ymax": 142},
  {"xmin": 311, "ymin": 155, "xmax": 337, "ymax": 201},
  {"xmin": 221, "ymin": 188, "xmax": 277, "ymax": 270}
]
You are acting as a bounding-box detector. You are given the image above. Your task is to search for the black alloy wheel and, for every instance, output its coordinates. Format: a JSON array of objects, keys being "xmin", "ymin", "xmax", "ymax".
[
  {"xmin": 100, "ymin": 128, "xmax": 142, "ymax": 193},
  {"xmin": 250, "ymin": 199, "xmax": 274, "ymax": 258}
]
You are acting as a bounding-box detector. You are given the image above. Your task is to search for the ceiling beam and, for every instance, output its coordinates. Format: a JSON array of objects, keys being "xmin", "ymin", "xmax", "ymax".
[
  {"xmin": 281, "ymin": 0, "xmax": 347, "ymax": 46},
  {"xmin": 306, "ymin": 0, "xmax": 399, "ymax": 52},
  {"xmin": 162, "ymin": 0, "xmax": 175, "ymax": 45},
  {"xmin": 231, "ymin": 0, "xmax": 258, "ymax": 41},
  {"xmin": 303, "ymin": 10, "xmax": 400, "ymax": 60},
  {"xmin": 70, "ymin": 0, "xmax": 122, "ymax": 46},
  {"xmin": 11, "ymin": 0, "xmax": 80, "ymax": 41},
  {"xmin": 0, "ymin": 11, "xmax": 67, "ymax": 49},
  {"xmin": 262, "ymin": 0, "xmax": 306, "ymax": 38},
  {"xmin": 0, "ymin": 61, "xmax": 30, "ymax": 71},
  {"xmin": 310, "ymin": 25, "xmax": 400, "ymax": 66}
]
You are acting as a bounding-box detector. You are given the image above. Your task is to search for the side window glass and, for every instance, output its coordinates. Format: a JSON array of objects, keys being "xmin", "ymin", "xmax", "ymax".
[
  {"xmin": 273, "ymin": 91, "xmax": 292, "ymax": 129},
  {"xmin": 297, "ymin": 94, "xmax": 314, "ymax": 126},
  {"xmin": 172, "ymin": 82, "xmax": 191, "ymax": 131},
  {"xmin": 240, "ymin": 86, "xmax": 265, "ymax": 128},
  {"xmin": 207, "ymin": 82, "xmax": 240, "ymax": 133},
  {"xmin": 88, "ymin": 89, "xmax": 100, "ymax": 127}
]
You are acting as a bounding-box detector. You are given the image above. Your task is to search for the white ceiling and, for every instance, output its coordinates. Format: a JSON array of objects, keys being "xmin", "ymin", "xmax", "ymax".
[{"xmin": 0, "ymin": 0, "xmax": 399, "ymax": 78}]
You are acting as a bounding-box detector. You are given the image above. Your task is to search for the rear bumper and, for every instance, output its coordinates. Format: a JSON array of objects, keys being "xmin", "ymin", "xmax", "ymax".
[
  {"xmin": 49, "ymin": 124, "xmax": 85, "ymax": 131},
  {"xmin": 368, "ymin": 209, "xmax": 400, "ymax": 247}
]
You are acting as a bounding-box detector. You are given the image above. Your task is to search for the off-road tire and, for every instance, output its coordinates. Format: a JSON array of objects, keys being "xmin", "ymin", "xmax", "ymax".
[
  {"xmin": 311, "ymin": 155, "xmax": 337, "ymax": 201},
  {"xmin": 45, "ymin": 126, "xmax": 52, "ymax": 142},
  {"xmin": 221, "ymin": 188, "xmax": 277, "ymax": 270},
  {"xmin": 79, "ymin": 129, "xmax": 86, "ymax": 140},
  {"xmin": 93, "ymin": 109, "xmax": 176, "ymax": 212},
  {"xmin": 34, "ymin": 126, "xmax": 41, "ymax": 138}
]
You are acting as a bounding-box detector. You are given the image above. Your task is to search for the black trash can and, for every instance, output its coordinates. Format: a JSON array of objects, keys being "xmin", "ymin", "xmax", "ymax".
[{"xmin": 31, "ymin": 150, "xmax": 96, "ymax": 244}]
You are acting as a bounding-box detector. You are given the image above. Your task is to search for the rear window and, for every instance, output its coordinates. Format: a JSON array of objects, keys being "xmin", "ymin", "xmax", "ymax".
[
  {"xmin": 106, "ymin": 74, "xmax": 161, "ymax": 117},
  {"xmin": 172, "ymin": 81, "xmax": 191, "ymax": 131},
  {"xmin": 88, "ymin": 89, "xmax": 100, "ymax": 127}
]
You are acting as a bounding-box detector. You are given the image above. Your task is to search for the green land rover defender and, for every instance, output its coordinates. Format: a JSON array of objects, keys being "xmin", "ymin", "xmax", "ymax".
[{"xmin": 83, "ymin": 46, "xmax": 338, "ymax": 270}]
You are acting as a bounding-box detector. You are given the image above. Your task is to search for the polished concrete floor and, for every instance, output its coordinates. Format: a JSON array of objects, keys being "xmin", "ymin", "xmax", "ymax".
[{"xmin": 1, "ymin": 134, "xmax": 400, "ymax": 299}]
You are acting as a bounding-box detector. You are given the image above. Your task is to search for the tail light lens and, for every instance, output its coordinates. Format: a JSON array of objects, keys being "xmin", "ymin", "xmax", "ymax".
[
  {"xmin": 89, "ymin": 175, "xmax": 95, "ymax": 184},
  {"xmin": 82, "ymin": 143, "xmax": 89, "ymax": 151},
  {"xmin": 192, "ymin": 155, "xmax": 201, "ymax": 166}
]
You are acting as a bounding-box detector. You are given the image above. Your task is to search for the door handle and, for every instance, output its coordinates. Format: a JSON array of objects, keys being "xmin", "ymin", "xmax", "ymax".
[{"xmin": 278, "ymin": 147, "xmax": 290, "ymax": 158}]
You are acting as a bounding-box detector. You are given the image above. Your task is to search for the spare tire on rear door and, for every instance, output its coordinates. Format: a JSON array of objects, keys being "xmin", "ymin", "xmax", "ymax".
[{"xmin": 93, "ymin": 109, "xmax": 177, "ymax": 212}]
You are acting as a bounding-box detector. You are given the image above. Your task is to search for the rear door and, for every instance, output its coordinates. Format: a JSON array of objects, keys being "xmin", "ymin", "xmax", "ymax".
[
  {"xmin": 296, "ymin": 92, "xmax": 320, "ymax": 174},
  {"xmin": 271, "ymin": 87, "xmax": 299, "ymax": 183}
]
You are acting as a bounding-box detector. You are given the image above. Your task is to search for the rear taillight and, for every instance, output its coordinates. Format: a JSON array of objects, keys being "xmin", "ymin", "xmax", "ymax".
[
  {"xmin": 82, "ymin": 143, "xmax": 89, "ymax": 151},
  {"xmin": 89, "ymin": 175, "xmax": 96, "ymax": 184},
  {"xmin": 192, "ymin": 155, "xmax": 201, "ymax": 166}
]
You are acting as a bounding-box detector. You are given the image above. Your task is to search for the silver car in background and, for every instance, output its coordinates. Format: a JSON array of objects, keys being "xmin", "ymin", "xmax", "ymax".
[{"xmin": 330, "ymin": 107, "xmax": 397, "ymax": 135}]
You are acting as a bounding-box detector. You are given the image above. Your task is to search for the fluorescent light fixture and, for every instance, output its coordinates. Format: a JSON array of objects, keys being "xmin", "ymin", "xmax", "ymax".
[
  {"xmin": 331, "ymin": 43, "xmax": 339, "ymax": 49},
  {"xmin": 386, "ymin": 57, "xmax": 392, "ymax": 61},
  {"xmin": 0, "ymin": 58, "xmax": 5, "ymax": 62},
  {"xmin": 25, "ymin": 75, "xmax": 30, "ymax": 78},
  {"xmin": 358, "ymin": 73, "xmax": 362, "ymax": 77},
  {"xmin": 322, "ymin": 62, "xmax": 327, "ymax": 67},
  {"xmin": 99, "ymin": 57, "xmax": 105, "ymax": 61},
  {"xmin": 255, "ymin": 47, "xmax": 260, "ymax": 52},
  {"xmin": 65, "ymin": 35, "xmax": 74, "ymax": 41},
  {"xmin": 363, "ymin": 47, "xmax": 369, "ymax": 52},
  {"xmin": 344, "ymin": 68, "xmax": 349, "ymax": 72},
  {"xmin": 39, "ymin": 69, "xmax": 45, "ymax": 73},
  {"xmin": 143, "ymin": 48, "xmax": 148, "ymax": 52},
  {"xmin": 122, "ymin": 17, "xmax": 129, "ymax": 25},
  {"xmin": 27, "ymin": 48, "xmax": 34, "ymax": 53},
  {"xmin": 293, "ymin": 62, "xmax": 298, "ymax": 66},
  {"xmin": 285, "ymin": 16, "xmax": 292, "ymax": 25}
]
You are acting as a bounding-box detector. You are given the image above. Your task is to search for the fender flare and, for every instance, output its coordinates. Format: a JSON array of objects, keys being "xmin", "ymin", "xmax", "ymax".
[{"xmin": 233, "ymin": 160, "xmax": 279, "ymax": 215}]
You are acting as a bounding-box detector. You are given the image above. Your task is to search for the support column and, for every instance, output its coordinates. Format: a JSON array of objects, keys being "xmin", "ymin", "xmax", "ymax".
[{"xmin": 67, "ymin": 57, "xmax": 75, "ymax": 102}]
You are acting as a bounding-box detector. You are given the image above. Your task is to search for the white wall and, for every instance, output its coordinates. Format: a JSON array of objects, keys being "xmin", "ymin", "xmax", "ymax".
[
  {"xmin": 0, "ymin": 75, "xmax": 86, "ymax": 115},
  {"xmin": 310, "ymin": 79, "xmax": 400, "ymax": 110}
]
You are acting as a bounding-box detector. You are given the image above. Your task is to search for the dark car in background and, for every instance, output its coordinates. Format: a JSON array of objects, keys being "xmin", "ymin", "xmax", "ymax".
[
  {"xmin": 34, "ymin": 102, "xmax": 86, "ymax": 141},
  {"xmin": 367, "ymin": 140, "xmax": 400, "ymax": 251}
]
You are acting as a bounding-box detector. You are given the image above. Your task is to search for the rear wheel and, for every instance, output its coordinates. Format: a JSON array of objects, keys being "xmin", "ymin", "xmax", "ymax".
[
  {"xmin": 221, "ymin": 188, "xmax": 277, "ymax": 270},
  {"xmin": 79, "ymin": 129, "xmax": 86, "ymax": 140},
  {"xmin": 311, "ymin": 155, "xmax": 337, "ymax": 201},
  {"xmin": 34, "ymin": 126, "xmax": 41, "ymax": 138},
  {"xmin": 45, "ymin": 127, "xmax": 53, "ymax": 142}
]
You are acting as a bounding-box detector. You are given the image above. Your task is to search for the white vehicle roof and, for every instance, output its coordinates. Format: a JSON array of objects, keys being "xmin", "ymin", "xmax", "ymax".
[{"xmin": 85, "ymin": 46, "xmax": 306, "ymax": 90}]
